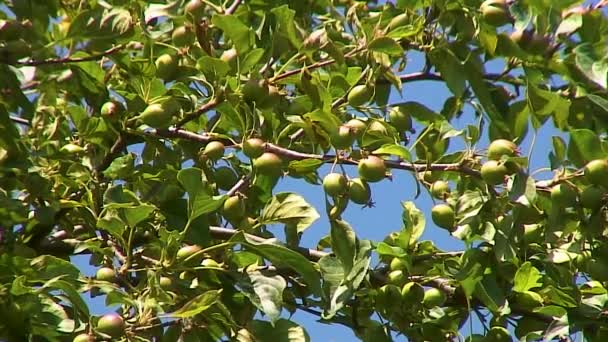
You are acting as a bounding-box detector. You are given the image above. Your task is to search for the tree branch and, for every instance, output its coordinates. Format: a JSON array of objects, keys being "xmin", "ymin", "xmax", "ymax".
[
  {"xmin": 175, "ymin": 96, "xmax": 222, "ymax": 128},
  {"xmin": 13, "ymin": 44, "xmax": 125, "ymax": 66},
  {"xmin": 225, "ymin": 0, "xmax": 243, "ymax": 14},
  {"xmin": 9, "ymin": 116, "xmax": 30, "ymax": 126}
]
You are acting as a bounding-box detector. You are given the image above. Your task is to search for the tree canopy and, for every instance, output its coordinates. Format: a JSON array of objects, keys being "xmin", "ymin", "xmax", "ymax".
[{"xmin": 2, "ymin": 0, "xmax": 608, "ymax": 341}]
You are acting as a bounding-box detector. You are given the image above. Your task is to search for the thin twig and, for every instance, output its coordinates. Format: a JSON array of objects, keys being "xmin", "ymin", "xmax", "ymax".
[
  {"xmin": 13, "ymin": 44, "xmax": 125, "ymax": 66},
  {"xmin": 226, "ymin": 176, "xmax": 250, "ymax": 196},
  {"xmin": 9, "ymin": 116, "xmax": 30, "ymax": 126},
  {"xmin": 225, "ymin": 0, "xmax": 243, "ymax": 14},
  {"xmin": 175, "ymin": 97, "xmax": 221, "ymax": 128}
]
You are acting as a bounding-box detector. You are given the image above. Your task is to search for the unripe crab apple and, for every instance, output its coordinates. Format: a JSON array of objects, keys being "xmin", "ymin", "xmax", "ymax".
[
  {"xmin": 487, "ymin": 139, "xmax": 518, "ymax": 160},
  {"xmin": 357, "ymin": 155, "xmax": 386, "ymax": 182},
  {"xmin": 331, "ymin": 125, "xmax": 355, "ymax": 149},
  {"xmin": 100, "ymin": 101, "xmax": 124, "ymax": 119},
  {"xmin": 96, "ymin": 313, "xmax": 125, "ymax": 337},
  {"xmin": 96, "ymin": 267, "xmax": 116, "ymax": 282},
  {"xmin": 159, "ymin": 276, "xmax": 173, "ymax": 290},
  {"xmin": 222, "ymin": 195, "xmax": 246, "ymax": 222},
  {"xmin": 322, "ymin": 173, "xmax": 348, "ymax": 197},
  {"xmin": 242, "ymin": 138, "xmax": 265, "ymax": 158},
  {"xmin": 73, "ymin": 333, "xmax": 96, "ymax": 342},
  {"xmin": 345, "ymin": 118, "xmax": 367, "ymax": 138},
  {"xmin": 423, "ymin": 288, "xmax": 447, "ymax": 308},
  {"xmin": 242, "ymin": 78, "xmax": 269, "ymax": 103},
  {"xmin": 585, "ymin": 159, "xmax": 608, "ymax": 188},
  {"xmin": 550, "ymin": 183, "xmax": 578, "ymax": 208},
  {"xmin": 347, "ymin": 84, "xmax": 373, "ymax": 107},
  {"xmin": 176, "ymin": 245, "xmax": 202, "ymax": 264},
  {"xmin": 202, "ymin": 141, "xmax": 225, "ymax": 161},
  {"xmin": 481, "ymin": 160, "xmax": 509, "ymax": 185},
  {"xmin": 155, "ymin": 53, "xmax": 178, "ymax": 80},
  {"xmin": 388, "ymin": 106, "xmax": 413, "ymax": 132},
  {"xmin": 432, "ymin": 204, "xmax": 455, "ymax": 229},
  {"xmin": 580, "ymin": 187, "xmax": 604, "ymax": 210},
  {"xmin": 348, "ymin": 178, "xmax": 371, "ymax": 204},
  {"xmin": 253, "ymin": 152, "xmax": 283, "ymax": 176},
  {"xmin": 430, "ymin": 180, "xmax": 450, "ymax": 199},
  {"xmin": 480, "ymin": 0, "xmax": 511, "ymax": 27},
  {"xmin": 172, "ymin": 25, "xmax": 194, "ymax": 47},
  {"xmin": 185, "ymin": 0, "xmax": 205, "ymax": 19}
]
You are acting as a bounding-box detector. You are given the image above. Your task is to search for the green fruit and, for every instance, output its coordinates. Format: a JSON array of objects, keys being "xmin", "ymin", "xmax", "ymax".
[
  {"xmin": 60, "ymin": 143, "xmax": 85, "ymax": 154},
  {"xmin": 176, "ymin": 245, "xmax": 202, "ymax": 262},
  {"xmin": 201, "ymin": 258, "xmax": 220, "ymax": 268},
  {"xmin": 486, "ymin": 326, "xmax": 512, "ymax": 342},
  {"xmin": 96, "ymin": 267, "xmax": 116, "ymax": 282},
  {"xmin": 480, "ymin": 0, "xmax": 511, "ymax": 27},
  {"xmin": 348, "ymin": 178, "xmax": 371, "ymax": 205},
  {"xmin": 220, "ymin": 48, "xmax": 238, "ymax": 64},
  {"xmin": 423, "ymin": 288, "xmax": 447, "ymax": 308},
  {"xmin": 430, "ymin": 180, "xmax": 450, "ymax": 199},
  {"xmin": 172, "ymin": 25, "xmax": 195, "ymax": 47},
  {"xmin": 388, "ymin": 270, "xmax": 406, "ymax": 286},
  {"xmin": 431, "ymin": 204, "xmax": 455, "ymax": 229},
  {"xmin": 323, "ymin": 173, "xmax": 348, "ymax": 197},
  {"xmin": 100, "ymin": 101, "xmax": 124, "ymax": 119},
  {"xmin": 358, "ymin": 156, "xmax": 386, "ymax": 182},
  {"xmin": 215, "ymin": 166, "xmax": 238, "ymax": 191},
  {"xmin": 585, "ymin": 159, "xmax": 608, "ymax": 187},
  {"xmin": 139, "ymin": 103, "xmax": 173, "ymax": 128},
  {"xmin": 388, "ymin": 106, "xmax": 413, "ymax": 132},
  {"xmin": 581, "ymin": 187, "xmax": 604, "ymax": 210},
  {"xmin": 97, "ymin": 314, "xmax": 125, "ymax": 337},
  {"xmin": 487, "ymin": 139, "xmax": 518, "ymax": 160},
  {"xmin": 254, "ymin": 152, "xmax": 283, "ymax": 176},
  {"xmin": 390, "ymin": 257, "xmax": 407, "ymax": 271},
  {"xmin": 237, "ymin": 216, "xmax": 256, "ymax": 230},
  {"xmin": 550, "ymin": 183, "xmax": 578, "ymax": 208},
  {"xmin": 185, "ymin": 0, "xmax": 206, "ymax": 19},
  {"xmin": 514, "ymin": 291, "xmax": 543, "ymax": 309},
  {"xmin": 401, "ymin": 282, "xmax": 425, "ymax": 305},
  {"xmin": 159, "ymin": 276, "xmax": 173, "ymax": 290},
  {"xmin": 526, "ymin": 34, "xmax": 550, "ymax": 55},
  {"xmin": 345, "ymin": 118, "xmax": 367, "ymax": 138},
  {"xmin": 243, "ymin": 78, "xmax": 269, "ymax": 103},
  {"xmin": 155, "ymin": 54, "xmax": 178, "ymax": 80},
  {"xmin": 481, "ymin": 160, "xmax": 509, "ymax": 185},
  {"xmin": 203, "ymin": 141, "xmax": 225, "ymax": 161},
  {"xmin": 242, "ymin": 138, "xmax": 265, "ymax": 158},
  {"xmin": 331, "ymin": 125, "xmax": 355, "ymax": 149},
  {"xmin": 347, "ymin": 85, "xmax": 373, "ymax": 107},
  {"xmin": 73, "ymin": 333, "xmax": 96, "ymax": 342},
  {"xmin": 422, "ymin": 171, "xmax": 440, "ymax": 183},
  {"xmin": 222, "ymin": 195, "xmax": 246, "ymax": 222}
]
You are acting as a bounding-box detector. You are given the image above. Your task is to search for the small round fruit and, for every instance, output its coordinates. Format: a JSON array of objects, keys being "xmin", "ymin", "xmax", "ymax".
[
  {"xmin": 347, "ymin": 85, "xmax": 373, "ymax": 107},
  {"xmin": 203, "ymin": 141, "xmax": 225, "ymax": 161},
  {"xmin": 242, "ymin": 138, "xmax": 265, "ymax": 158},
  {"xmin": 388, "ymin": 106, "xmax": 413, "ymax": 132},
  {"xmin": 220, "ymin": 48, "xmax": 238, "ymax": 64},
  {"xmin": 96, "ymin": 267, "xmax": 116, "ymax": 282},
  {"xmin": 388, "ymin": 270, "xmax": 406, "ymax": 286},
  {"xmin": 97, "ymin": 314, "xmax": 125, "ymax": 337},
  {"xmin": 323, "ymin": 173, "xmax": 348, "ymax": 197},
  {"xmin": 242, "ymin": 79, "xmax": 269, "ymax": 103},
  {"xmin": 550, "ymin": 183, "xmax": 578, "ymax": 208},
  {"xmin": 486, "ymin": 326, "xmax": 511, "ymax": 342},
  {"xmin": 73, "ymin": 333, "xmax": 96, "ymax": 342},
  {"xmin": 357, "ymin": 156, "xmax": 386, "ymax": 183},
  {"xmin": 487, "ymin": 139, "xmax": 518, "ymax": 160},
  {"xmin": 389, "ymin": 257, "xmax": 407, "ymax": 271},
  {"xmin": 430, "ymin": 180, "xmax": 450, "ymax": 199},
  {"xmin": 585, "ymin": 159, "xmax": 608, "ymax": 187},
  {"xmin": 176, "ymin": 245, "xmax": 202, "ymax": 262},
  {"xmin": 159, "ymin": 276, "xmax": 173, "ymax": 290},
  {"xmin": 253, "ymin": 152, "xmax": 283, "ymax": 176},
  {"xmin": 172, "ymin": 25, "xmax": 194, "ymax": 47},
  {"xmin": 331, "ymin": 125, "xmax": 355, "ymax": 150},
  {"xmin": 348, "ymin": 178, "xmax": 371, "ymax": 204},
  {"xmin": 215, "ymin": 167, "xmax": 238, "ymax": 191},
  {"xmin": 581, "ymin": 187, "xmax": 604, "ymax": 210},
  {"xmin": 345, "ymin": 118, "xmax": 367, "ymax": 138},
  {"xmin": 100, "ymin": 101, "xmax": 123, "ymax": 119},
  {"xmin": 480, "ymin": 0, "xmax": 511, "ymax": 27},
  {"xmin": 222, "ymin": 195, "xmax": 246, "ymax": 222},
  {"xmin": 423, "ymin": 288, "xmax": 447, "ymax": 308},
  {"xmin": 201, "ymin": 258, "xmax": 220, "ymax": 268},
  {"xmin": 481, "ymin": 160, "xmax": 509, "ymax": 185},
  {"xmin": 431, "ymin": 204, "xmax": 455, "ymax": 229},
  {"xmin": 185, "ymin": 0, "xmax": 205, "ymax": 19},
  {"xmin": 401, "ymin": 282, "xmax": 425, "ymax": 305},
  {"xmin": 388, "ymin": 13, "xmax": 409, "ymax": 30},
  {"xmin": 155, "ymin": 54, "xmax": 177, "ymax": 80},
  {"xmin": 422, "ymin": 171, "xmax": 440, "ymax": 183},
  {"xmin": 140, "ymin": 103, "xmax": 173, "ymax": 128}
]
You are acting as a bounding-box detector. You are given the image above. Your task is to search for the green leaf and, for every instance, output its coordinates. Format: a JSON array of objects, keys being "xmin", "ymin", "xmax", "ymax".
[
  {"xmin": 368, "ymin": 37, "xmax": 404, "ymax": 56},
  {"xmin": 177, "ymin": 167, "xmax": 206, "ymax": 199},
  {"xmin": 330, "ymin": 219, "xmax": 356, "ymax": 274},
  {"xmin": 318, "ymin": 255, "xmax": 345, "ymax": 297},
  {"xmin": 372, "ymin": 144, "xmax": 411, "ymax": 161},
  {"xmin": 271, "ymin": 6, "xmax": 301, "ymax": 50},
  {"xmin": 399, "ymin": 201, "xmax": 425, "ymax": 247},
  {"xmin": 573, "ymin": 43, "xmax": 608, "ymax": 89},
  {"xmin": 288, "ymin": 159, "xmax": 324, "ymax": 174},
  {"xmin": 41, "ymin": 278, "xmax": 90, "ymax": 317},
  {"xmin": 249, "ymin": 319, "xmax": 310, "ymax": 342},
  {"xmin": 212, "ymin": 15, "xmax": 254, "ymax": 54},
  {"xmin": 243, "ymin": 270, "xmax": 286, "ymax": 325},
  {"xmin": 568, "ymin": 128, "xmax": 605, "ymax": 166},
  {"xmin": 123, "ymin": 204, "xmax": 156, "ymax": 228},
  {"xmin": 429, "ymin": 48, "xmax": 466, "ymax": 97},
  {"xmin": 513, "ymin": 262, "xmax": 542, "ymax": 293},
  {"xmin": 102, "ymin": 153, "xmax": 135, "ymax": 179},
  {"xmin": 196, "ymin": 56, "xmax": 230, "ymax": 77},
  {"xmin": 259, "ymin": 192, "xmax": 320, "ymax": 233},
  {"xmin": 164, "ymin": 289, "xmax": 221, "ymax": 318},
  {"xmin": 190, "ymin": 195, "xmax": 226, "ymax": 222}
]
